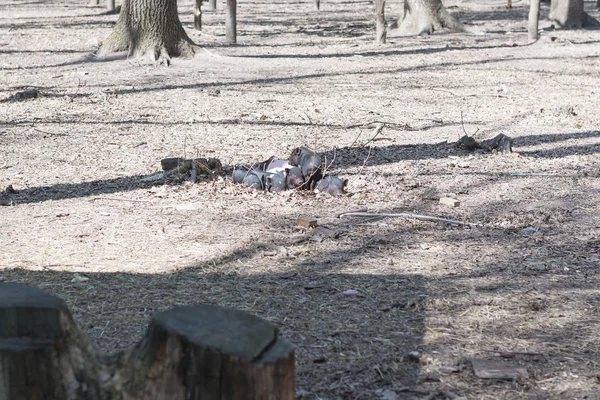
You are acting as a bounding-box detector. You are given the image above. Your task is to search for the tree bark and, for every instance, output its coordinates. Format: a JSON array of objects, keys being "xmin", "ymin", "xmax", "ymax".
[
  {"xmin": 107, "ymin": 0, "xmax": 115, "ymax": 11},
  {"xmin": 98, "ymin": 0, "xmax": 196, "ymax": 65},
  {"xmin": 528, "ymin": 0, "xmax": 540, "ymax": 40},
  {"xmin": 194, "ymin": 0, "xmax": 202, "ymax": 30},
  {"xmin": 207, "ymin": 0, "xmax": 217, "ymax": 10},
  {"xmin": 549, "ymin": 0, "xmax": 599, "ymax": 27},
  {"xmin": 375, "ymin": 0, "xmax": 386, "ymax": 43},
  {"xmin": 226, "ymin": 0, "xmax": 237, "ymax": 44},
  {"xmin": 0, "ymin": 283, "xmax": 295, "ymax": 400},
  {"xmin": 90, "ymin": 0, "xmax": 100, "ymax": 5},
  {"xmin": 399, "ymin": 0, "xmax": 465, "ymax": 35},
  {"xmin": 315, "ymin": 0, "xmax": 321, "ymax": 10},
  {"xmin": 0, "ymin": 283, "xmax": 105, "ymax": 399}
]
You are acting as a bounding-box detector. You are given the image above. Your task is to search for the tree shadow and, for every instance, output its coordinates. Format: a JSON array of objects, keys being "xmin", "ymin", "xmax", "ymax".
[
  {"xmin": 0, "ymin": 174, "xmax": 157, "ymax": 205},
  {"xmin": 1, "ymin": 247, "xmax": 428, "ymax": 398}
]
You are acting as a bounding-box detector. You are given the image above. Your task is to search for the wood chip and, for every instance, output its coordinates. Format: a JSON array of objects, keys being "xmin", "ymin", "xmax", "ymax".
[
  {"xmin": 297, "ymin": 216, "xmax": 318, "ymax": 228},
  {"xmin": 472, "ymin": 358, "xmax": 529, "ymax": 380},
  {"xmin": 439, "ymin": 197, "xmax": 460, "ymax": 207}
]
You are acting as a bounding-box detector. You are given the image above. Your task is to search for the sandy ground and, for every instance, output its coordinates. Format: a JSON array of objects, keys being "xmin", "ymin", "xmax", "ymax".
[{"xmin": 1, "ymin": 0, "xmax": 600, "ymax": 398}]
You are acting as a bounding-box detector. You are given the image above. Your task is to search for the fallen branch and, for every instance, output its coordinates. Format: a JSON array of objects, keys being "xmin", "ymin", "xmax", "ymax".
[
  {"xmin": 362, "ymin": 123, "xmax": 385, "ymax": 147},
  {"xmin": 338, "ymin": 211, "xmax": 481, "ymax": 227}
]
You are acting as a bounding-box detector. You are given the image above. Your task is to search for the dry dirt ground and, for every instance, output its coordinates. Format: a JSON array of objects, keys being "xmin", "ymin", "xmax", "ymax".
[{"xmin": 1, "ymin": 0, "xmax": 600, "ymax": 398}]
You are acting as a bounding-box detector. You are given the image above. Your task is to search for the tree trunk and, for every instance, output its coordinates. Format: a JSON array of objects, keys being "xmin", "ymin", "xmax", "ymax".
[
  {"xmin": 194, "ymin": 0, "xmax": 202, "ymax": 30},
  {"xmin": 375, "ymin": 0, "xmax": 386, "ymax": 43},
  {"xmin": 207, "ymin": 0, "xmax": 217, "ymax": 10},
  {"xmin": 98, "ymin": 0, "xmax": 196, "ymax": 65},
  {"xmin": 90, "ymin": 0, "xmax": 100, "ymax": 5},
  {"xmin": 550, "ymin": 0, "xmax": 583, "ymax": 27},
  {"xmin": 226, "ymin": 0, "xmax": 237, "ymax": 44},
  {"xmin": 506, "ymin": 0, "xmax": 512, "ymax": 8},
  {"xmin": 528, "ymin": 0, "xmax": 540, "ymax": 40},
  {"xmin": 107, "ymin": 0, "xmax": 115, "ymax": 10},
  {"xmin": 0, "ymin": 283, "xmax": 295, "ymax": 400},
  {"xmin": 315, "ymin": 0, "xmax": 321, "ymax": 10},
  {"xmin": 399, "ymin": 0, "xmax": 465, "ymax": 35},
  {"xmin": 549, "ymin": 0, "xmax": 600, "ymax": 27}
]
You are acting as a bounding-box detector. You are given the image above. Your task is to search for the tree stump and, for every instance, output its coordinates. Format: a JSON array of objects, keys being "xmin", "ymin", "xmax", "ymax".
[{"xmin": 0, "ymin": 283, "xmax": 295, "ymax": 400}]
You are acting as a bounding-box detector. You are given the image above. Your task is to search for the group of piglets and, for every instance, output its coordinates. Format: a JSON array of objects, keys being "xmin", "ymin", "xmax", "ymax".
[{"xmin": 232, "ymin": 147, "xmax": 348, "ymax": 196}]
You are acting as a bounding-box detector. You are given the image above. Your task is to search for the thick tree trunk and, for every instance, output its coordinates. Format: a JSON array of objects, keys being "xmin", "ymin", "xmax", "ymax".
[
  {"xmin": 194, "ymin": 0, "xmax": 202, "ymax": 30},
  {"xmin": 226, "ymin": 0, "xmax": 237, "ymax": 43},
  {"xmin": 399, "ymin": 0, "xmax": 465, "ymax": 35},
  {"xmin": 375, "ymin": 0, "xmax": 386, "ymax": 43},
  {"xmin": 0, "ymin": 283, "xmax": 295, "ymax": 400},
  {"xmin": 528, "ymin": 0, "xmax": 540, "ymax": 40},
  {"xmin": 549, "ymin": 0, "xmax": 599, "ymax": 27},
  {"xmin": 98, "ymin": 0, "xmax": 196, "ymax": 65}
]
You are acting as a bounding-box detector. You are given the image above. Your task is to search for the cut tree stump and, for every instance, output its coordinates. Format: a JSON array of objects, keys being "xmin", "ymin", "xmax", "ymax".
[{"xmin": 0, "ymin": 282, "xmax": 295, "ymax": 400}]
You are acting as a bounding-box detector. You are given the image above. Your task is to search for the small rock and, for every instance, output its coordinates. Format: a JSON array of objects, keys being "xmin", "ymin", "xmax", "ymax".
[
  {"xmin": 341, "ymin": 289, "xmax": 360, "ymax": 297},
  {"xmin": 71, "ymin": 273, "xmax": 89, "ymax": 283},
  {"xmin": 407, "ymin": 351, "xmax": 421, "ymax": 362},
  {"xmin": 521, "ymin": 226, "xmax": 539, "ymax": 234}
]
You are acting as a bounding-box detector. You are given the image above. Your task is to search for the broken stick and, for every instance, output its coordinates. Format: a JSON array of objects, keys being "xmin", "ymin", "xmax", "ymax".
[{"xmin": 337, "ymin": 212, "xmax": 481, "ymax": 227}]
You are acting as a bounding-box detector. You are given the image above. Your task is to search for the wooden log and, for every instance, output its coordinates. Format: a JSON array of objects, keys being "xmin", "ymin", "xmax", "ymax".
[
  {"xmin": 225, "ymin": 0, "xmax": 237, "ymax": 44},
  {"xmin": 0, "ymin": 283, "xmax": 295, "ymax": 400}
]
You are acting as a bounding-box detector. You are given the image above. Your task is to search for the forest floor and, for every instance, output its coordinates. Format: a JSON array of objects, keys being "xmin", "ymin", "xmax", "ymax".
[{"xmin": 1, "ymin": 0, "xmax": 600, "ymax": 398}]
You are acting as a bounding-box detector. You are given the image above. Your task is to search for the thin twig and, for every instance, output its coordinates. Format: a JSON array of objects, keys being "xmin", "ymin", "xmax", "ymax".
[
  {"xmin": 321, "ymin": 147, "xmax": 336, "ymax": 176},
  {"xmin": 348, "ymin": 129, "xmax": 363, "ymax": 147},
  {"xmin": 30, "ymin": 125, "xmax": 68, "ymax": 137},
  {"xmin": 91, "ymin": 197, "xmax": 154, "ymax": 203},
  {"xmin": 508, "ymin": 173, "xmax": 560, "ymax": 177},
  {"xmin": 338, "ymin": 212, "xmax": 481, "ymax": 227},
  {"xmin": 460, "ymin": 111, "xmax": 467, "ymax": 137},
  {"xmin": 362, "ymin": 123, "xmax": 384, "ymax": 147}
]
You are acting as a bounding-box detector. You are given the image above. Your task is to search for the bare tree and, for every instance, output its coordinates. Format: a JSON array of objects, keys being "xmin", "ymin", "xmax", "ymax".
[
  {"xmin": 549, "ymin": 0, "xmax": 599, "ymax": 28},
  {"xmin": 399, "ymin": 0, "xmax": 465, "ymax": 35},
  {"xmin": 528, "ymin": 0, "xmax": 540, "ymax": 40},
  {"xmin": 194, "ymin": 0, "xmax": 202, "ymax": 30},
  {"xmin": 226, "ymin": 0, "xmax": 236, "ymax": 43},
  {"xmin": 376, "ymin": 0, "xmax": 386, "ymax": 43},
  {"xmin": 98, "ymin": 0, "xmax": 196, "ymax": 64}
]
